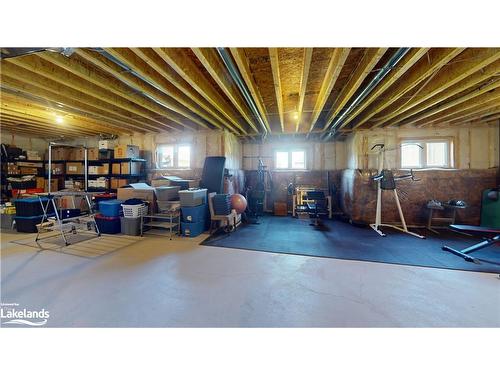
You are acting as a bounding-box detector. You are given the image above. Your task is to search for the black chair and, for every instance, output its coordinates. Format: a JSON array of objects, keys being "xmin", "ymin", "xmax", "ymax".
[{"xmin": 305, "ymin": 191, "xmax": 328, "ymax": 227}]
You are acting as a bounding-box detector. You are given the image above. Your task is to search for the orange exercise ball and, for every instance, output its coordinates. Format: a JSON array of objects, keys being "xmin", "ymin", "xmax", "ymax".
[{"xmin": 230, "ymin": 194, "xmax": 247, "ymax": 214}]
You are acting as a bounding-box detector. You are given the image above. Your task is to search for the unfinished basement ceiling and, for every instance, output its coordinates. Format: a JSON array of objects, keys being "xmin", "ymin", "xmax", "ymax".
[{"xmin": 0, "ymin": 48, "xmax": 499, "ymax": 140}]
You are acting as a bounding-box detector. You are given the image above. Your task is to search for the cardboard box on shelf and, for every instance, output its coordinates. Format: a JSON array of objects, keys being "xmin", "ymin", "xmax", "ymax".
[
  {"xmin": 7, "ymin": 163, "xmax": 18, "ymax": 174},
  {"xmin": 114, "ymin": 144, "xmax": 140, "ymax": 159},
  {"xmin": 99, "ymin": 163, "xmax": 109, "ymax": 174},
  {"xmin": 44, "ymin": 179, "xmax": 59, "ymax": 192},
  {"xmin": 98, "ymin": 140, "xmax": 111, "ymax": 150},
  {"xmin": 88, "ymin": 166, "xmax": 100, "ymax": 175},
  {"xmin": 88, "ymin": 178, "xmax": 109, "ymax": 189},
  {"xmin": 36, "ymin": 177, "xmax": 45, "ymax": 189},
  {"xmin": 50, "ymin": 147, "xmax": 71, "ymax": 161},
  {"xmin": 111, "ymin": 163, "xmax": 121, "ymax": 174},
  {"xmin": 26, "ymin": 150, "xmax": 40, "ymax": 160},
  {"xmin": 88, "ymin": 148, "xmax": 99, "ymax": 160},
  {"xmin": 110, "ymin": 178, "xmax": 129, "ymax": 189},
  {"xmin": 45, "ymin": 163, "xmax": 64, "ymax": 175},
  {"xmin": 66, "ymin": 162, "xmax": 84, "ymax": 175},
  {"xmin": 70, "ymin": 148, "xmax": 86, "ymax": 160},
  {"xmin": 18, "ymin": 167, "xmax": 38, "ymax": 174},
  {"xmin": 120, "ymin": 161, "xmax": 141, "ymax": 175}
]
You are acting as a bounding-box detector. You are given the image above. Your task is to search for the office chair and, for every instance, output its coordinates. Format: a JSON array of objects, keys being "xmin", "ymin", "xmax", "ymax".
[{"xmin": 305, "ymin": 191, "xmax": 328, "ymax": 227}]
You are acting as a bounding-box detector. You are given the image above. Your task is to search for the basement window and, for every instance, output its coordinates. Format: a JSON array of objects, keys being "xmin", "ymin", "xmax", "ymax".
[
  {"xmin": 156, "ymin": 144, "xmax": 191, "ymax": 169},
  {"xmin": 274, "ymin": 149, "xmax": 306, "ymax": 170},
  {"xmin": 400, "ymin": 139, "xmax": 453, "ymax": 169}
]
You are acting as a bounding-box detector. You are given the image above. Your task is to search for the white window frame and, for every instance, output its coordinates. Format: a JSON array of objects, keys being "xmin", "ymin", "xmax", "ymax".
[
  {"xmin": 156, "ymin": 143, "xmax": 192, "ymax": 169},
  {"xmin": 274, "ymin": 149, "xmax": 307, "ymax": 170},
  {"xmin": 399, "ymin": 138, "xmax": 454, "ymax": 169}
]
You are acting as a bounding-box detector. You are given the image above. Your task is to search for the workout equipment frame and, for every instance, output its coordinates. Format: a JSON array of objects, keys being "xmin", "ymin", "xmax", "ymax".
[
  {"xmin": 442, "ymin": 224, "xmax": 500, "ymax": 263},
  {"xmin": 370, "ymin": 144, "xmax": 425, "ymax": 239}
]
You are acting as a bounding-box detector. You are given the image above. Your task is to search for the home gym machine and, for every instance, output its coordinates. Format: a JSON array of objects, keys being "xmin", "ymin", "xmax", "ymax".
[
  {"xmin": 370, "ymin": 144, "xmax": 425, "ymax": 239},
  {"xmin": 244, "ymin": 158, "xmax": 270, "ymax": 223},
  {"xmin": 442, "ymin": 225, "xmax": 500, "ymax": 263}
]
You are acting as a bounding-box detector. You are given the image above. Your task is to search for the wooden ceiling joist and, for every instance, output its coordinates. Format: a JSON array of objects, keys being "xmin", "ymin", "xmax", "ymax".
[
  {"xmin": 192, "ymin": 48, "xmax": 260, "ymax": 133},
  {"xmin": 333, "ymin": 48, "xmax": 429, "ymax": 132},
  {"xmin": 0, "ymin": 120, "xmax": 77, "ymax": 138},
  {"xmin": 41, "ymin": 51, "xmax": 212, "ymax": 132},
  {"xmin": 371, "ymin": 49, "xmax": 500, "ymax": 128},
  {"xmin": 0, "ymin": 113, "xmax": 98, "ymax": 137},
  {"xmin": 451, "ymin": 105, "xmax": 500, "ymax": 124},
  {"xmin": 404, "ymin": 81, "xmax": 500, "ymax": 126},
  {"xmin": 268, "ymin": 48, "xmax": 285, "ymax": 132},
  {"xmin": 322, "ymin": 48, "xmax": 387, "ymax": 131},
  {"xmin": 0, "ymin": 88, "xmax": 133, "ymax": 136},
  {"xmin": 125, "ymin": 48, "xmax": 239, "ymax": 134},
  {"xmin": 87, "ymin": 48, "xmax": 227, "ymax": 132},
  {"xmin": 5, "ymin": 55, "xmax": 190, "ymax": 132},
  {"xmin": 350, "ymin": 48, "xmax": 464, "ymax": 130},
  {"xmin": 416, "ymin": 93, "xmax": 500, "ymax": 127},
  {"xmin": 229, "ymin": 48, "xmax": 272, "ymax": 133},
  {"xmin": 0, "ymin": 66, "xmax": 172, "ymax": 133},
  {"xmin": 295, "ymin": 48, "xmax": 313, "ymax": 132},
  {"xmin": 308, "ymin": 48, "xmax": 351, "ymax": 132},
  {"xmin": 152, "ymin": 48, "xmax": 248, "ymax": 134},
  {"xmin": 0, "ymin": 96, "xmax": 119, "ymax": 135}
]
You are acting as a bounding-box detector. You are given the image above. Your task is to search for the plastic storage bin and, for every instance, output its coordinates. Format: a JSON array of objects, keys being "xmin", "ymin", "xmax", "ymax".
[
  {"xmin": 181, "ymin": 203, "xmax": 208, "ymax": 223},
  {"xmin": 14, "ymin": 215, "xmax": 44, "ymax": 233},
  {"xmin": 155, "ymin": 186, "xmax": 180, "ymax": 201},
  {"xmin": 95, "ymin": 214, "xmax": 121, "ymax": 234},
  {"xmin": 212, "ymin": 194, "xmax": 231, "ymax": 215},
  {"xmin": 14, "ymin": 197, "xmax": 53, "ymax": 217},
  {"xmin": 98, "ymin": 199, "xmax": 123, "ymax": 217},
  {"xmin": 180, "ymin": 220, "xmax": 206, "ymax": 237},
  {"xmin": 179, "ymin": 188, "xmax": 207, "ymax": 207},
  {"xmin": 120, "ymin": 217, "xmax": 141, "ymax": 236}
]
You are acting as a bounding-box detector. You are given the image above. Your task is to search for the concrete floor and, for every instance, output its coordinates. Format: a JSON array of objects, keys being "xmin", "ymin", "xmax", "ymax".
[{"xmin": 1, "ymin": 230, "xmax": 499, "ymax": 327}]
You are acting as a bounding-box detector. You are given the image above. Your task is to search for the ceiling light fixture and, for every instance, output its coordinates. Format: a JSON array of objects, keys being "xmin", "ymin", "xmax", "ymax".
[{"xmin": 55, "ymin": 115, "xmax": 64, "ymax": 124}]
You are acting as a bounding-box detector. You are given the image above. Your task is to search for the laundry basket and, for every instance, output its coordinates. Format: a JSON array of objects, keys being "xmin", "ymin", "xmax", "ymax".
[{"xmin": 121, "ymin": 203, "xmax": 148, "ymax": 218}]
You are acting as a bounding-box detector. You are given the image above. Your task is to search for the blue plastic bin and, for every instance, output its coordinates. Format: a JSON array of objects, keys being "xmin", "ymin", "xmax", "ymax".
[
  {"xmin": 181, "ymin": 203, "xmax": 208, "ymax": 223},
  {"xmin": 14, "ymin": 197, "xmax": 53, "ymax": 216},
  {"xmin": 180, "ymin": 220, "xmax": 206, "ymax": 237},
  {"xmin": 14, "ymin": 215, "xmax": 44, "ymax": 233},
  {"xmin": 95, "ymin": 214, "xmax": 121, "ymax": 234},
  {"xmin": 98, "ymin": 199, "xmax": 123, "ymax": 217}
]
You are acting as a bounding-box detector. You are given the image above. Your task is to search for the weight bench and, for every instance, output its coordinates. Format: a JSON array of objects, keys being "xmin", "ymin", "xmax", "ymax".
[
  {"xmin": 305, "ymin": 191, "xmax": 328, "ymax": 227},
  {"xmin": 442, "ymin": 224, "xmax": 500, "ymax": 263}
]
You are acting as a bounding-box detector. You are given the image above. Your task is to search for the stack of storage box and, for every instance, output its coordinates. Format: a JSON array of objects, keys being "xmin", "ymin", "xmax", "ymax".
[
  {"xmin": 95, "ymin": 199, "xmax": 123, "ymax": 234},
  {"xmin": 14, "ymin": 197, "xmax": 53, "ymax": 233},
  {"xmin": 179, "ymin": 188, "xmax": 208, "ymax": 237},
  {"xmin": 212, "ymin": 194, "xmax": 231, "ymax": 215}
]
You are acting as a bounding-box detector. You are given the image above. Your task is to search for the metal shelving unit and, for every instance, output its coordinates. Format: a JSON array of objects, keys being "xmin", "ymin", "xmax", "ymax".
[{"xmin": 141, "ymin": 211, "xmax": 180, "ymax": 240}]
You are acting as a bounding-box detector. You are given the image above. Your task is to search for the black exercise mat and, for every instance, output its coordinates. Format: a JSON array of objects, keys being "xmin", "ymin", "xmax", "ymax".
[{"xmin": 201, "ymin": 215, "xmax": 500, "ymax": 273}]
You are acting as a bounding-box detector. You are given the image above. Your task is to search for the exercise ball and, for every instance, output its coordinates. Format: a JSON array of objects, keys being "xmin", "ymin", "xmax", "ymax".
[{"xmin": 230, "ymin": 194, "xmax": 247, "ymax": 214}]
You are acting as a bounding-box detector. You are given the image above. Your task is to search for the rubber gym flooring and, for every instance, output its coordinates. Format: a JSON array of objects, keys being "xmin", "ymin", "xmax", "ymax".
[{"xmin": 202, "ymin": 215, "xmax": 500, "ymax": 273}]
